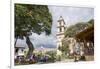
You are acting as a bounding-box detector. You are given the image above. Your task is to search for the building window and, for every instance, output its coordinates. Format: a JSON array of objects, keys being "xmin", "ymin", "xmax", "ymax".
[{"xmin": 59, "ymin": 28, "xmax": 62, "ymax": 32}]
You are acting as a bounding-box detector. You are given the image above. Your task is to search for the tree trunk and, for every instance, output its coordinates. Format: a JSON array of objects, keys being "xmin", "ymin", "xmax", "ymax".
[
  {"xmin": 14, "ymin": 38, "xmax": 18, "ymax": 47},
  {"xmin": 26, "ymin": 36, "xmax": 34, "ymax": 59}
]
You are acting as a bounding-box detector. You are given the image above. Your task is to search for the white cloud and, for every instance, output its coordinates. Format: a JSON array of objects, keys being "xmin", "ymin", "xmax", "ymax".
[{"xmin": 29, "ymin": 32, "xmax": 57, "ymax": 48}]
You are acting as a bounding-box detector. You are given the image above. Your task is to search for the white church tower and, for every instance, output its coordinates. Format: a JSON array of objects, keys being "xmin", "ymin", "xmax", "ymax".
[{"xmin": 56, "ymin": 16, "xmax": 66, "ymax": 49}]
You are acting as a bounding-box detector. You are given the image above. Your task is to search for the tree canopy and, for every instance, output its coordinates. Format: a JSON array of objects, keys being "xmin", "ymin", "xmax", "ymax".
[
  {"xmin": 15, "ymin": 4, "xmax": 52, "ymax": 39},
  {"xmin": 64, "ymin": 19, "xmax": 94, "ymax": 37}
]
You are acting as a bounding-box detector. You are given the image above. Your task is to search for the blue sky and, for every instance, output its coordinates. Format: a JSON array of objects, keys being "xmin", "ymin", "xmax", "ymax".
[{"xmin": 16, "ymin": 5, "xmax": 94, "ymax": 49}]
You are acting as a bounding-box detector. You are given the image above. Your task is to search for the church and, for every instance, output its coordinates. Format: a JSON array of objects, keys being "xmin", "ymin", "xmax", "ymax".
[{"xmin": 56, "ymin": 16, "xmax": 94, "ymax": 61}]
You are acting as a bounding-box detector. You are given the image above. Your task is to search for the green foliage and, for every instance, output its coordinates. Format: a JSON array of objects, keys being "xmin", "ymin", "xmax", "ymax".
[
  {"xmin": 45, "ymin": 51, "xmax": 56, "ymax": 62},
  {"xmin": 65, "ymin": 19, "xmax": 94, "ymax": 37},
  {"xmin": 15, "ymin": 4, "xmax": 52, "ymax": 39},
  {"xmin": 58, "ymin": 45, "xmax": 69, "ymax": 53},
  {"xmin": 87, "ymin": 19, "xmax": 94, "ymax": 27}
]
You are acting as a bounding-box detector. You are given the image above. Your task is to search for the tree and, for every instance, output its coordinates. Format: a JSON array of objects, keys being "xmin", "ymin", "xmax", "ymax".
[
  {"xmin": 64, "ymin": 19, "xmax": 94, "ymax": 37},
  {"xmin": 87, "ymin": 19, "xmax": 94, "ymax": 27},
  {"xmin": 15, "ymin": 4, "xmax": 52, "ymax": 59}
]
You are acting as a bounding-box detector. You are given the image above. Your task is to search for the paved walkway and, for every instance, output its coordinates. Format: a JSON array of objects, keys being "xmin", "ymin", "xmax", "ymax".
[{"xmin": 55, "ymin": 59, "xmax": 74, "ymax": 63}]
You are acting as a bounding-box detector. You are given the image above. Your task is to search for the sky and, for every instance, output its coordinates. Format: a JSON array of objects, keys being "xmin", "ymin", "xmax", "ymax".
[{"xmin": 16, "ymin": 5, "xmax": 94, "ymax": 49}]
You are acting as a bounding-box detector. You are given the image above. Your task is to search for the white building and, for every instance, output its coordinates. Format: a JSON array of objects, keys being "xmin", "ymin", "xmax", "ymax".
[
  {"xmin": 56, "ymin": 16, "xmax": 66, "ymax": 48},
  {"xmin": 15, "ymin": 47, "xmax": 28, "ymax": 59}
]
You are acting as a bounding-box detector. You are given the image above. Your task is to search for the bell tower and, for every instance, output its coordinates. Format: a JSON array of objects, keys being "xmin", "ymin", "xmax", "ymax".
[{"xmin": 56, "ymin": 16, "xmax": 66, "ymax": 48}]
